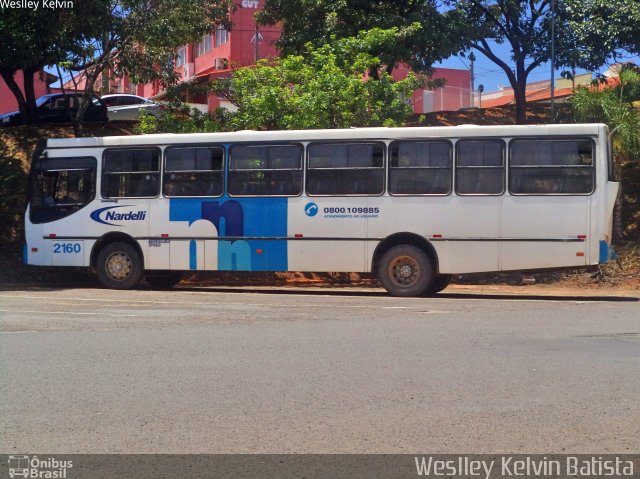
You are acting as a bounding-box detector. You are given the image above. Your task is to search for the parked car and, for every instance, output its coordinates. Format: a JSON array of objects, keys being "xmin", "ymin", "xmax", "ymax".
[
  {"xmin": 0, "ymin": 93, "xmax": 108, "ymax": 126},
  {"xmin": 101, "ymin": 94, "xmax": 161, "ymax": 121}
]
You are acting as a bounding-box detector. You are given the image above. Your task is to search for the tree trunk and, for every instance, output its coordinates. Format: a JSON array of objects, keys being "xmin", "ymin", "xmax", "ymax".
[
  {"xmin": 513, "ymin": 82, "xmax": 527, "ymax": 124},
  {"xmin": 73, "ymin": 69, "xmax": 101, "ymax": 137},
  {"xmin": 22, "ymin": 66, "xmax": 38, "ymax": 121},
  {"xmin": 613, "ymin": 164, "xmax": 624, "ymax": 243},
  {"xmin": 0, "ymin": 68, "xmax": 30, "ymax": 121}
]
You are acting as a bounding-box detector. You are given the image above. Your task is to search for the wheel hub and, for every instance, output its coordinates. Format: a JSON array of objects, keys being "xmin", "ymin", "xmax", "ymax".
[
  {"xmin": 399, "ymin": 264, "xmax": 413, "ymax": 278},
  {"xmin": 389, "ymin": 255, "xmax": 420, "ymax": 287},
  {"xmin": 106, "ymin": 252, "xmax": 132, "ymax": 281}
]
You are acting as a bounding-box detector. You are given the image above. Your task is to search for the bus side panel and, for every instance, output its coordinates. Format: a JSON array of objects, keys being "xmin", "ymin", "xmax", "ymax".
[
  {"xmin": 86, "ymin": 198, "xmax": 151, "ymax": 261},
  {"xmin": 286, "ymin": 196, "xmax": 367, "ymax": 272},
  {"xmin": 50, "ymin": 240, "xmax": 85, "ymax": 266},
  {"xmin": 431, "ymin": 241, "xmax": 500, "ymax": 274},
  {"xmin": 365, "ymin": 196, "xmax": 501, "ymax": 274},
  {"xmin": 591, "ymin": 181, "xmax": 619, "ymax": 264},
  {"xmin": 500, "ymin": 196, "xmax": 589, "ymax": 270},
  {"xmin": 24, "ymin": 207, "xmax": 48, "ymax": 266},
  {"xmin": 26, "ymin": 205, "xmax": 93, "ymax": 268},
  {"xmin": 589, "ymin": 132, "xmax": 618, "ymax": 264}
]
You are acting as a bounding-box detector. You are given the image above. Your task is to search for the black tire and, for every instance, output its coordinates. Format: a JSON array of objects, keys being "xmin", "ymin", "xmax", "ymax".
[
  {"xmin": 423, "ymin": 274, "xmax": 451, "ymax": 296},
  {"xmin": 96, "ymin": 241, "xmax": 143, "ymax": 290},
  {"xmin": 145, "ymin": 271, "xmax": 183, "ymax": 289},
  {"xmin": 377, "ymin": 245, "xmax": 435, "ymax": 297}
]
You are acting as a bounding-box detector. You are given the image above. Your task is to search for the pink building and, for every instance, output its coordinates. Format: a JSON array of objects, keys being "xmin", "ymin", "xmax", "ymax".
[
  {"xmin": 59, "ymin": 0, "xmax": 473, "ymax": 115},
  {"xmin": 392, "ymin": 65, "xmax": 473, "ymax": 113},
  {"xmin": 123, "ymin": 0, "xmax": 472, "ymax": 114},
  {"xmin": 136, "ymin": 0, "xmax": 280, "ymax": 111},
  {"xmin": 0, "ymin": 70, "xmax": 58, "ymax": 115}
]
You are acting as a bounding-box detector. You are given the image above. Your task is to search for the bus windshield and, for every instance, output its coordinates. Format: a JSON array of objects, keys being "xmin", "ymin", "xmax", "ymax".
[{"xmin": 29, "ymin": 157, "xmax": 96, "ymax": 224}]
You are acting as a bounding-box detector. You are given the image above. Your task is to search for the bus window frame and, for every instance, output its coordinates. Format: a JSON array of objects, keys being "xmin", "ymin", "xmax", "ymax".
[
  {"xmin": 227, "ymin": 142, "xmax": 305, "ymax": 197},
  {"xmin": 454, "ymin": 138, "xmax": 506, "ymax": 196},
  {"xmin": 29, "ymin": 155, "xmax": 98, "ymax": 224},
  {"xmin": 305, "ymin": 140, "xmax": 386, "ymax": 197},
  {"xmin": 162, "ymin": 144, "xmax": 226, "ymax": 198},
  {"xmin": 507, "ymin": 136, "xmax": 597, "ymax": 196},
  {"xmin": 387, "ymin": 139, "xmax": 453, "ymax": 196},
  {"xmin": 101, "ymin": 146, "xmax": 162, "ymax": 199}
]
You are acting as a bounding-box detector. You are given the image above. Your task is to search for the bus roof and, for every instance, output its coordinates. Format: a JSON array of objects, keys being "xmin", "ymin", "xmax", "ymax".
[{"xmin": 45, "ymin": 123, "xmax": 608, "ymax": 149}]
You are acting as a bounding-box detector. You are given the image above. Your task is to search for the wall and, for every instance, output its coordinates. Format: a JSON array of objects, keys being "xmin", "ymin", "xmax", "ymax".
[{"xmin": 0, "ymin": 70, "xmax": 56, "ymax": 115}]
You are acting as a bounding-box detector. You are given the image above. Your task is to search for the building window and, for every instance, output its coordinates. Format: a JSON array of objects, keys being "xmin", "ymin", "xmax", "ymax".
[
  {"xmin": 455, "ymin": 140, "xmax": 505, "ymax": 195},
  {"xmin": 215, "ymin": 28, "xmax": 228, "ymax": 47},
  {"xmin": 196, "ymin": 34, "xmax": 212, "ymax": 57},
  {"xmin": 228, "ymin": 144, "xmax": 303, "ymax": 196},
  {"xmin": 175, "ymin": 46, "xmax": 186, "ymax": 67},
  {"xmin": 164, "ymin": 146, "xmax": 224, "ymax": 197},
  {"xmin": 509, "ymin": 139, "xmax": 594, "ymax": 194},
  {"xmin": 102, "ymin": 148, "xmax": 160, "ymax": 198},
  {"xmin": 307, "ymin": 142, "xmax": 385, "ymax": 196},
  {"xmin": 389, "ymin": 140, "xmax": 452, "ymax": 195}
]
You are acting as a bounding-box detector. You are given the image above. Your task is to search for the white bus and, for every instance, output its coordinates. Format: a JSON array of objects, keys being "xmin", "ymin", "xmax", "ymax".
[{"xmin": 24, "ymin": 124, "xmax": 619, "ymax": 296}]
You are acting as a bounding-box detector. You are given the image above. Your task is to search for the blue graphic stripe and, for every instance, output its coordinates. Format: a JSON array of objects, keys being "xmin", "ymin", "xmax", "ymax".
[
  {"xmin": 169, "ymin": 197, "xmax": 289, "ymax": 271},
  {"xmin": 189, "ymin": 240, "xmax": 197, "ymax": 270}
]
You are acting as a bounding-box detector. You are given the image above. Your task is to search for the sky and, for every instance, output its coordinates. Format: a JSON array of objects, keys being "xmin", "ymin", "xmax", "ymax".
[
  {"xmin": 45, "ymin": 9, "xmax": 639, "ymax": 96},
  {"xmin": 435, "ymin": 41, "xmax": 640, "ymax": 94}
]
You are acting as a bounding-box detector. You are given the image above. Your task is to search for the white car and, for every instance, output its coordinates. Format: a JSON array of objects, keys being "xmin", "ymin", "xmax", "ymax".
[{"xmin": 102, "ymin": 94, "xmax": 161, "ymax": 121}]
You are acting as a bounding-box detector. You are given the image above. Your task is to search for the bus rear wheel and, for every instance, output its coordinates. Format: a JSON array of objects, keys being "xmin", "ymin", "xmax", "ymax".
[
  {"xmin": 145, "ymin": 271, "xmax": 183, "ymax": 289},
  {"xmin": 377, "ymin": 245, "xmax": 435, "ymax": 297},
  {"xmin": 96, "ymin": 242, "xmax": 142, "ymax": 290},
  {"xmin": 423, "ymin": 274, "xmax": 451, "ymax": 296}
]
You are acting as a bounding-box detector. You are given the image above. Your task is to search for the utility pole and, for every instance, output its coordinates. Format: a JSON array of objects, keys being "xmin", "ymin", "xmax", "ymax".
[
  {"xmin": 255, "ymin": 22, "xmax": 260, "ymax": 63},
  {"xmin": 469, "ymin": 52, "xmax": 476, "ymax": 107},
  {"xmin": 550, "ymin": 0, "xmax": 556, "ymax": 123}
]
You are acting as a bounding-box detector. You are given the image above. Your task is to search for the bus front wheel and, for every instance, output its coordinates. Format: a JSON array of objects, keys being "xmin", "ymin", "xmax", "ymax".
[
  {"xmin": 377, "ymin": 245, "xmax": 435, "ymax": 297},
  {"xmin": 96, "ymin": 242, "xmax": 143, "ymax": 289}
]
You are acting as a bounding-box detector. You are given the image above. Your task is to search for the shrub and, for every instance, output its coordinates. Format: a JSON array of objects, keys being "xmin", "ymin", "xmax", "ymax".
[
  {"xmin": 0, "ymin": 139, "xmax": 28, "ymax": 242},
  {"xmin": 134, "ymin": 102, "xmax": 230, "ymax": 134}
]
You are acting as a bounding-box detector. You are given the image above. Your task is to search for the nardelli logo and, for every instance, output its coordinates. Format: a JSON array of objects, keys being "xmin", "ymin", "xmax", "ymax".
[{"xmin": 90, "ymin": 205, "xmax": 147, "ymax": 226}]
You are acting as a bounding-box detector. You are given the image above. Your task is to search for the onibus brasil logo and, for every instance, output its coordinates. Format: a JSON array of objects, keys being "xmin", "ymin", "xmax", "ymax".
[
  {"xmin": 90, "ymin": 205, "xmax": 147, "ymax": 226},
  {"xmin": 8, "ymin": 455, "xmax": 73, "ymax": 479}
]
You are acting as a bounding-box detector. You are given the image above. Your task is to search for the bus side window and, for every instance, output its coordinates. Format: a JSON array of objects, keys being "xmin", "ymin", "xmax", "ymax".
[
  {"xmin": 455, "ymin": 140, "xmax": 504, "ymax": 195},
  {"xmin": 388, "ymin": 140, "xmax": 452, "ymax": 195},
  {"xmin": 102, "ymin": 148, "xmax": 161, "ymax": 198},
  {"xmin": 306, "ymin": 142, "xmax": 384, "ymax": 196},
  {"xmin": 163, "ymin": 146, "xmax": 224, "ymax": 197},
  {"xmin": 228, "ymin": 144, "xmax": 303, "ymax": 196},
  {"xmin": 509, "ymin": 139, "xmax": 594, "ymax": 195}
]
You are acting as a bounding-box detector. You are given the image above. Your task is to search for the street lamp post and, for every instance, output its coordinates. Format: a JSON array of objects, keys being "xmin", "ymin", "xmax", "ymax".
[
  {"xmin": 550, "ymin": 0, "xmax": 556, "ymax": 123},
  {"xmin": 469, "ymin": 52, "xmax": 476, "ymax": 108}
]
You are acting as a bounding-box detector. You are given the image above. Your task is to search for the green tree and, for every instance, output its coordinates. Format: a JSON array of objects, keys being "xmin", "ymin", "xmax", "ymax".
[
  {"xmin": 62, "ymin": 0, "xmax": 232, "ymax": 135},
  {"xmin": 451, "ymin": 1, "xmax": 576, "ymax": 124},
  {"xmin": 571, "ymin": 65, "xmax": 640, "ymax": 240},
  {"xmin": 0, "ymin": 1, "xmax": 232, "ymax": 132},
  {"xmin": 0, "ymin": 5, "xmax": 95, "ymax": 122},
  {"xmin": 571, "ymin": 65, "xmax": 640, "ymax": 160},
  {"xmin": 564, "ymin": 0, "xmax": 640, "ymax": 61},
  {"xmin": 256, "ymin": 0, "xmax": 466, "ymax": 75},
  {"xmin": 0, "ymin": 139, "xmax": 27, "ymax": 242},
  {"xmin": 212, "ymin": 39, "xmax": 423, "ymax": 130}
]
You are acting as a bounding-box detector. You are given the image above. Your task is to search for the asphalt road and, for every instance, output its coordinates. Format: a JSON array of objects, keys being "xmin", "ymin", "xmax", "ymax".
[{"xmin": 1, "ymin": 285, "xmax": 639, "ymax": 453}]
